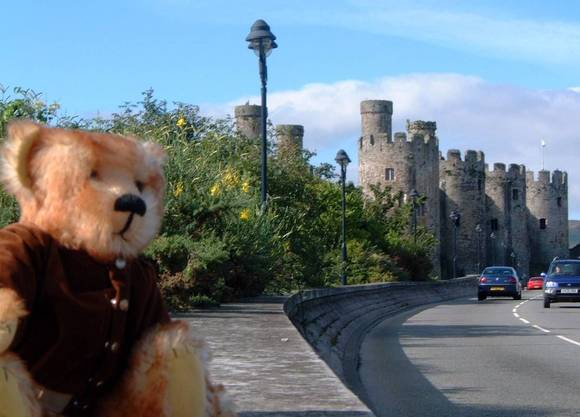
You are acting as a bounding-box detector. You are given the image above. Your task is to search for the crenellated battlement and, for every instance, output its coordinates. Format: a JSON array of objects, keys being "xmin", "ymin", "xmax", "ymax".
[
  {"xmin": 359, "ymin": 130, "xmax": 438, "ymax": 151},
  {"xmin": 526, "ymin": 169, "xmax": 568, "ymax": 187},
  {"xmin": 440, "ymin": 149, "xmax": 485, "ymax": 164}
]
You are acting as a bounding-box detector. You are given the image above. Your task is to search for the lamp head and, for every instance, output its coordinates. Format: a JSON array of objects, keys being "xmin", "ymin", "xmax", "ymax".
[
  {"xmin": 335, "ymin": 149, "xmax": 351, "ymax": 168},
  {"xmin": 246, "ymin": 19, "xmax": 277, "ymax": 57}
]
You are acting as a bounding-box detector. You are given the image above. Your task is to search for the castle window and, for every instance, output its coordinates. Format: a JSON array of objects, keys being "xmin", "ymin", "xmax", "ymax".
[
  {"xmin": 512, "ymin": 189, "xmax": 519, "ymax": 201},
  {"xmin": 385, "ymin": 168, "xmax": 395, "ymax": 181},
  {"xmin": 539, "ymin": 218, "xmax": 547, "ymax": 230},
  {"xmin": 478, "ymin": 179, "xmax": 482, "ymax": 192},
  {"xmin": 490, "ymin": 218, "xmax": 499, "ymax": 231},
  {"xmin": 557, "ymin": 197, "xmax": 562, "ymax": 207}
]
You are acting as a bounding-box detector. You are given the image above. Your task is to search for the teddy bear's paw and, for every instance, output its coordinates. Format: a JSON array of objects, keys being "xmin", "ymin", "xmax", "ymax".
[
  {"xmin": 0, "ymin": 353, "xmax": 42, "ymax": 417},
  {"xmin": 0, "ymin": 288, "xmax": 27, "ymax": 353},
  {"xmin": 206, "ymin": 382, "xmax": 237, "ymax": 417}
]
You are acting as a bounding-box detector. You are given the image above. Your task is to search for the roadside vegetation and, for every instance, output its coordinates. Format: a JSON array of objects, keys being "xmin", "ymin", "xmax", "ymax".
[{"xmin": 0, "ymin": 86, "xmax": 437, "ymax": 309}]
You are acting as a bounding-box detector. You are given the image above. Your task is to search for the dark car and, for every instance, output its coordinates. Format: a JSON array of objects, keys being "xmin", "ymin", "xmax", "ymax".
[
  {"xmin": 478, "ymin": 266, "xmax": 522, "ymax": 301},
  {"xmin": 543, "ymin": 259, "xmax": 580, "ymax": 308}
]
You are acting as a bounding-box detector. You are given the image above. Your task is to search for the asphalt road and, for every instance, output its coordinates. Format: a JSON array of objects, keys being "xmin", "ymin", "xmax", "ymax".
[{"xmin": 359, "ymin": 290, "xmax": 580, "ymax": 417}]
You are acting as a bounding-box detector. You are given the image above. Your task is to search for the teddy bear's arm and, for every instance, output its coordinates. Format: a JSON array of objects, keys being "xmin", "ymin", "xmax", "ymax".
[{"xmin": 0, "ymin": 224, "xmax": 48, "ymax": 324}]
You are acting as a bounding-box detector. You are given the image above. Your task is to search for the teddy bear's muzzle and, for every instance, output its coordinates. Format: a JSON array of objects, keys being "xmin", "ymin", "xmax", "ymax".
[
  {"xmin": 114, "ymin": 194, "xmax": 147, "ymax": 217},
  {"xmin": 114, "ymin": 194, "xmax": 147, "ymax": 237}
]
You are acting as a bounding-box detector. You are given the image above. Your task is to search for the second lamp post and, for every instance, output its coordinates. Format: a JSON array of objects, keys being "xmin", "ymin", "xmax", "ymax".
[
  {"xmin": 449, "ymin": 210, "xmax": 461, "ymax": 279},
  {"xmin": 246, "ymin": 19, "xmax": 277, "ymax": 208},
  {"xmin": 335, "ymin": 149, "xmax": 351, "ymax": 286}
]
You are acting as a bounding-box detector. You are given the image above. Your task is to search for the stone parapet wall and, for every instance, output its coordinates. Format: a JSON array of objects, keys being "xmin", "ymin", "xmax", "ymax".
[{"xmin": 284, "ymin": 277, "xmax": 478, "ymax": 405}]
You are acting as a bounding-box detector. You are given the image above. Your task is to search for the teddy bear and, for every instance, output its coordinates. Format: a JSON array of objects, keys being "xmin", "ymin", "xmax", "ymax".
[{"xmin": 0, "ymin": 121, "xmax": 236, "ymax": 417}]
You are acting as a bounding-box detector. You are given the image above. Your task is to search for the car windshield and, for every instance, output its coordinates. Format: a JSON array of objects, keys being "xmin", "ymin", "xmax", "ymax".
[
  {"xmin": 549, "ymin": 262, "xmax": 580, "ymax": 276},
  {"xmin": 482, "ymin": 268, "xmax": 513, "ymax": 276}
]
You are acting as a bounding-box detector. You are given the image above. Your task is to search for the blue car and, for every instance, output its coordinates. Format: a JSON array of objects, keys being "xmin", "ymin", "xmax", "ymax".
[
  {"xmin": 543, "ymin": 259, "xmax": 580, "ymax": 308},
  {"xmin": 478, "ymin": 266, "xmax": 522, "ymax": 301}
]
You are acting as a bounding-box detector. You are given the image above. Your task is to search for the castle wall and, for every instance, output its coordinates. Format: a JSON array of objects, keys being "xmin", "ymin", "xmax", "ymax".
[
  {"xmin": 440, "ymin": 150, "xmax": 486, "ymax": 278},
  {"xmin": 526, "ymin": 170, "xmax": 569, "ymax": 272}
]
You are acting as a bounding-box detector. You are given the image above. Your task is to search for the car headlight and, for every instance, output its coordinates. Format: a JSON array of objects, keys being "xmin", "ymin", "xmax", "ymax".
[{"xmin": 545, "ymin": 281, "xmax": 559, "ymax": 288}]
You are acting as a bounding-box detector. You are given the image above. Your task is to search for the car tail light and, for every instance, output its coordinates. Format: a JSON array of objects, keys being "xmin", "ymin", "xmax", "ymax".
[
  {"xmin": 508, "ymin": 277, "xmax": 517, "ymax": 284},
  {"xmin": 480, "ymin": 277, "xmax": 488, "ymax": 283}
]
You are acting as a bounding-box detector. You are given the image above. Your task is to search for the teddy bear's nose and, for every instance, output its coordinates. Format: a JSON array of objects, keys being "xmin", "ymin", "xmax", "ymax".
[{"xmin": 114, "ymin": 194, "xmax": 147, "ymax": 216}]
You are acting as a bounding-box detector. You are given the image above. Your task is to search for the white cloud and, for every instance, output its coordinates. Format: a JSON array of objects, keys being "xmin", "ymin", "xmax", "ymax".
[{"xmin": 206, "ymin": 73, "xmax": 580, "ymax": 219}]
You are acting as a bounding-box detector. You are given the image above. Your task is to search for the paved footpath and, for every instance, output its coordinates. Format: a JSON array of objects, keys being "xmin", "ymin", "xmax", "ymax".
[{"xmin": 179, "ymin": 296, "xmax": 374, "ymax": 417}]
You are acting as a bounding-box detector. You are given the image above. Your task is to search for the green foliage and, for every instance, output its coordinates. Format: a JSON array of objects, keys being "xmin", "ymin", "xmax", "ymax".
[{"xmin": 0, "ymin": 86, "xmax": 439, "ymax": 309}]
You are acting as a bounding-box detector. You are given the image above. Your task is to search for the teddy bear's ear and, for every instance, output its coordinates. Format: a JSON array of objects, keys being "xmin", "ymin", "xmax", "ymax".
[
  {"xmin": 2, "ymin": 120, "xmax": 43, "ymax": 192},
  {"xmin": 143, "ymin": 142, "xmax": 167, "ymax": 166}
]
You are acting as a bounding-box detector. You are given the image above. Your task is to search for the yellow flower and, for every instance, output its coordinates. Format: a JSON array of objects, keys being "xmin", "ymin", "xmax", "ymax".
[
  {"xmin": 210, "ymin": 183, "xmax": 221, "ymax": 197},
  {"xmin": 241, "ymin": 181, "xmax": 250, "ymax": 193},
  {"xmin": 173, "ymin": 182, "xmax": 185, "ymax": 198},
  {"xmin": 240, "ymin": 208, "xmax": 251, "ymax": 221},
  {"xmin": 222, "ymin": 169, "xmax": 240, "ymax": 187},
  {"xmin": 176, "ymin": 117, "xmax": 187, "ymax": 128}
]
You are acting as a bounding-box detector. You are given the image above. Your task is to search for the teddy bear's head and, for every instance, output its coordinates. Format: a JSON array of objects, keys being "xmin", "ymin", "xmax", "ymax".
[{"xmin": 1, "ymin": 121, "xmax": 166, "ymax": 262}]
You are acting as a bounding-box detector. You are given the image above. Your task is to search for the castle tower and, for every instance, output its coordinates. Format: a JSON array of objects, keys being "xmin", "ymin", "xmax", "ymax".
[
  {"xmin": 484, "ymin": 163, "xmax": 531, "ymax": 277},
  {"xmin": 407, "ymin": 120, "xmax": 440, "ymax": 237},
  {"xmin": 358, "ymin": 100, "xmax": 440, "ymax": 276},
  {"xmin": 234, "ymin": 104, "xmax": 261, "ymax": 139},
  {"xmin": 439, "ymin": 150, "xmax": 486, "ymax": 278},
  {"xmin": 276, "ymin": 124, "xmax": 304, "ymax": 158},
  {"xmin": 526, "ymin": 170, "xmax": 569, "ymax": 272},
  {"xmin": 485, "ymin": 163, "xmax": 509, "ymax": 267},
  {"xmin": 359, "ymin": 100, "xmax": 396, "ymax": 193},
  {"xmin": 507, "ymin": 164, "xmax": 530, "ymax": 278}
]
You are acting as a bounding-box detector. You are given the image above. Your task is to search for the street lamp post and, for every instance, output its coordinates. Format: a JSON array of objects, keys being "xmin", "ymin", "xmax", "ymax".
[
  {"xmin": 449, "ymin": 210, "xmax": 461, "ymax": 279},
  {"xmin": 410, "ymin": 189, "xmax": 419, "ymax": 245},
  {"xmin": 475, "ymin": 224, "xmax": 483, "ymax": 273},
  {"xmin": 246, "ymin": 19, "xmax": 277, "ymax": 209},
  {"xmin": 335, "ymin": 149, "xmax": 351, "ymax": 286},
  {"xmin": 490, "ymin": 232, "xmax": 496, "ymax": 265}
]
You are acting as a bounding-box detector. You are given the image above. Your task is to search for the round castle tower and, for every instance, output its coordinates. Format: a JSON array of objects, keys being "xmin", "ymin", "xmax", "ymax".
[
  {"xmin": 358, "ymin": 100, "xmax": 440, "ymax": 276},
  {"xmin": 234, "ymin": 104, "xmax": 261, "ymax": 139},
  {"xmin": 484, "ymin": 163, "xmax": 530, "ymax": 277},
  {"xmin": 439, "ymin": 149, "xmax": 486, "ymax": 277},
  {"xmin": 276, "ymin": 124, "xmax": 304, "ymax": 157},
  {"xmin": 507, "ymin": 164, "xmax": 530, "ymax": 279},
  {"xmin": 526, "ymin": 170, "xmax": 569, "ymax": 272}
]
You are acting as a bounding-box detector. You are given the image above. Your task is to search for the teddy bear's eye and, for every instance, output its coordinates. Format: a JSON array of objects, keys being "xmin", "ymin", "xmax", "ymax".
[
  {"xmin": 90, "ymin": 170, "xmax": 99, "ymax": 180},
  {"xmin": 135, "ymin": 181, "xmax": 145, "ymax": 192}
]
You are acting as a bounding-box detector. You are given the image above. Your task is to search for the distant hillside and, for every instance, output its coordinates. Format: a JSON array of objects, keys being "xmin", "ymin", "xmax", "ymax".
[{"xmin": 570, "ymin": 220, "xmax": 580, "ymax": 248}]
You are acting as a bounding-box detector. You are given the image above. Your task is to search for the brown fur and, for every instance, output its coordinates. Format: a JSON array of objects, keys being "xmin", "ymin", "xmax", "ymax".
[
  {"xmin": 0, "ymin": 288, "xmax": 28, "ymax": 323},
  {"xmin": 97, "ymin": 321, "xmax": 235, "ymax": 417},
  {"xmin": 1, "ymin": 121, "xmax": 166, "ymax": 262}
]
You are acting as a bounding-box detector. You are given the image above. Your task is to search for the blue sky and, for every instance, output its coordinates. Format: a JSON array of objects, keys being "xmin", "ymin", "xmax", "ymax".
[{"xmin": 2, "ymin": 0, "xmax": 580, "ymax": 217}]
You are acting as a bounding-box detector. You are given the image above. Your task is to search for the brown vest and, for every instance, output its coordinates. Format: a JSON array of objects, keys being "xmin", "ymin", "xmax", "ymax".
[{"xmin": 0, "ymin": 223, "xmax": 170, "ymax": 416}]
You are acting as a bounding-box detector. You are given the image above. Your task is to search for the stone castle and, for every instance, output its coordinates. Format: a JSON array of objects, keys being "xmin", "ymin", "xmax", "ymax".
[
  {"xmin": 234, "ymin": 101, "xmax": 569, "ymax": 279},
  {"xmin": 359, "ymin": 100, "xmax": 569, "ymax": 279}
]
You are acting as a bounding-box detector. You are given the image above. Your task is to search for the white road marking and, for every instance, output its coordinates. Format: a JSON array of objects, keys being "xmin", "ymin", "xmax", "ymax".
[
  {"xmin": 532, "ymin": 325, "xmax": 550, "ymax": 333},
  {"xmin": 509, "ymin": 294, "xmax": 580, "ymax": 347},
  {"xmin": 557, "ymin": 335, "xmax": 580, "ymax": 347}
]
